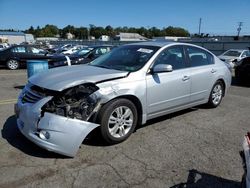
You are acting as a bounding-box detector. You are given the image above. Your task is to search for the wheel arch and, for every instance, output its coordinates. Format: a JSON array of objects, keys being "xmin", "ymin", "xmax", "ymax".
[
  {"xmin": 216, "ymin": 78, "xmax": 226, "ymax": 97},
  {"xmin": 100, "ymin": 95, "xmax": 143, "ymax": 126}
]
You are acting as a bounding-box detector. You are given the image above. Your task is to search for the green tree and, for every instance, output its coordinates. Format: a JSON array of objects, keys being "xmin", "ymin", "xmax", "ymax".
[
  {"xmin": 75, "ymin": 27, "xmax": 88, "ymax": 39},
  {"xmin": 42, "ymin": 24, "xmax": 59, "ymax": 37},
  {"xmin": 61, "ymin": 25, "xmax": 76, "ymax": 38},
  {"xmin": 105, "ymin": 25, "xmax": 114, "ymax": 37},
  {"xmin": 163, "ymin": 26, "xmax": 190, "ymax": 37}
]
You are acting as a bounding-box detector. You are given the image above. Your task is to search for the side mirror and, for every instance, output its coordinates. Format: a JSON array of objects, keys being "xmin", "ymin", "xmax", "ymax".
[{"xmin": 151, "ymin": 64, "xmax": 173, "ymax": 73}]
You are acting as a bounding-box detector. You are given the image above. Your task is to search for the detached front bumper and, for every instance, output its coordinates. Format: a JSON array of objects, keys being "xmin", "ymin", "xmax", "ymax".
[
  {"xmin": 15, "ymin": 96, "xmax": 99, "ymax": 157},
  {"xmin": 243, "ymin": 136, "xmax": 250, "ymax": 188}
]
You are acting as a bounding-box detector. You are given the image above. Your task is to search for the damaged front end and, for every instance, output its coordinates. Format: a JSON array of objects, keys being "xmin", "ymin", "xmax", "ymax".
[
  {"xmin": 15, "ymin": 83, "xmax": 101, "ymax": 157},
  {"xmin": 41, "ymin": 83, "xmax": 100, "ymax": 121}
]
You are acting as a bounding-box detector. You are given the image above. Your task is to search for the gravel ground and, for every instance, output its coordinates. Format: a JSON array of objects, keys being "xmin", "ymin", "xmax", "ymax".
[{"xmin": 0, "ymin": 69, "xmax": 249, "ymax": 188}]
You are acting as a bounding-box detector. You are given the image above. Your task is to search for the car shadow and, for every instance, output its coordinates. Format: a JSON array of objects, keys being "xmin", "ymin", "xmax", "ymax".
[
  {"xmin": 137, "ymin": 107, "xmax": 198, "ymax": 130},
  {"xmin": 84, "ymin": 108, "xmax": 199, "ymax": 146},
  {"xmin": 13, "ymin": 85, "xmax": 25, "ymax": 90},
  {"xmin": 170, "ymin": 169, "xmax": 242, "ymax": 188},
  {"xmin": 83, "ymin": 127, "xmax": 111, "ymax": 147},
  {"xmin": 1, "ymin": 115, "xmax": 67, "ymax": 158}
]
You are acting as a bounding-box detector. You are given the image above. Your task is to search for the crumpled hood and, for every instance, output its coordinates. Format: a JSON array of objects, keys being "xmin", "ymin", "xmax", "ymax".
[{"xmin": 29, "ymin": 65, "xmax": 128, "ymax": 91}]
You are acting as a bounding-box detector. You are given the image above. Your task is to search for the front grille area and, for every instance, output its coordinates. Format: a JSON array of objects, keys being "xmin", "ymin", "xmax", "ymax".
[{"xmin": 22, "ymin": 85, "xmax": 45, "ymax": 104}]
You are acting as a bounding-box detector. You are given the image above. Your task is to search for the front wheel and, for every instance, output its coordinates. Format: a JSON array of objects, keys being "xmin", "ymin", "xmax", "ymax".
[
  {"xmin": 6, "ymin": 59, "xmax": 19, "ymax": 70},
  {"xmin": 207, "ymin": 80, "xmax": 224, "ymax": 108},
  {"xmin": 98, "ymin": 98, "xmax": 138, "ymax": 144}
]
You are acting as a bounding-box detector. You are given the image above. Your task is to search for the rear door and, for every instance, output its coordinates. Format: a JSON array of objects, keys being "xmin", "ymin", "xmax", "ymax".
[
  {"xmin": 11, "ymin": 46, "xmax": 27, "ymax": 62},
  {"xmin": 26, "ymin": 46, "xmax": 46, "ymax": 59},
  {"xmin": 184, "ymin": 46, "xmax": 216, "ymax": 102},
  {"xmin": 146, "ymin": 45, "xmax": 191, "ymax": 117}
]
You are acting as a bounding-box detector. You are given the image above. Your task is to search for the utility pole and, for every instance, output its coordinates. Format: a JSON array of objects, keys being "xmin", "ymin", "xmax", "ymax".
[
  {"xmin": 237, "ymin": 22, "xmax": 243, "ymax": 37},
  {"xmin": 198, "ymin": 18, "xmax": 202, "ymax": 35}
]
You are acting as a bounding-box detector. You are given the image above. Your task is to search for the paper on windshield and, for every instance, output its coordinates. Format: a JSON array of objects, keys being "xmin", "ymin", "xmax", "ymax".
[{"xmin": 137, "ymin": 48, "xmax": 153, "ymax": 53}]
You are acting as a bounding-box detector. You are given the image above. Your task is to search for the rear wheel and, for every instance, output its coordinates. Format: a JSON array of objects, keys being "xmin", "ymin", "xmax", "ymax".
[
  {"xmin": 98, "ymin": 98, "xmax": 138, "ymax": 144},
  {"xmin": 207, "ymin": 80, "xmax": 224, "ymax": 108},
  {"xmin": 6, "ymin": 59, "xmax": 19, "ymax": 70}
]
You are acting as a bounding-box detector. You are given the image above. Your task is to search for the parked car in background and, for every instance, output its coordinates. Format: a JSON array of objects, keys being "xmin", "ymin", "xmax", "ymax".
[
  {"xmin": 0, "ymin": 43, "xmax": 9, "ymax": 51},
  {"xmin": 48, "ymin": 44, "xmax": 74, "ymax": 54},
  {"xmin": 0, "ymin": 44, "xmax": 5, "ymax": 51},
  {"xmin": 235, "ymin": 57, "xmax": 250, "ymax": 83},
  {"xmin": 50, "ymin": 45, "xmax": 114, "ymax": 68},
  {"xmin": 241, "ymin": 132, "xmax": 250, "ymax": 188},
  {"xmin": 218, "ymin": 49, "xmax": 250, "ymax": 68},
  {"xmin": 0, "ymin": 45, "xmax": 49, "ymax": 70},
  {"xmin": 15, "ymin": 42, "xmax": 231, "ymax": 157},
  {"xmin": 61, "ymin": 45, "xmax": 86, "ymax": 55},
  {"xmin": 98, "ymin": 35, "xmax": 110, "ymax": 41}
]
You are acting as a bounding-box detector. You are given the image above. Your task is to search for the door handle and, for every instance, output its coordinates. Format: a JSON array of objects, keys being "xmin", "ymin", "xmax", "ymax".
[
  {"xmin": 211, "ymin": 69, "xmax": 217, "ymax": 73},
  {"xmin": 182, "ymin": 75, "xmax": 190, "ymax": 81}
]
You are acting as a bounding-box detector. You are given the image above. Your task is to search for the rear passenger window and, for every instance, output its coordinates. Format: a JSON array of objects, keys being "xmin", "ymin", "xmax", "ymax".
[
  {"xmin": 186, "ymin": 47, "xmax": 214, "ymax": 67},
  {"xmin": 11, "ymin": 46, "xmax": 26, "ymax": 53},
  {"xmin": 153, "ymin": 46, "xmax": 185, "ymax": 70}
]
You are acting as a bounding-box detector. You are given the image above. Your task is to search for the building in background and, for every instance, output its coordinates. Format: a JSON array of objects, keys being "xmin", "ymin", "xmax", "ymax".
[
  {"xmin": 0, "ymin": 31, "xmax": 24, "ymax": 44},
  {"xmin": 24, "ymin": 33, "xmax": 35, "ymax": 43},
  {"xmin": 36, "ymin": 37, "xmax": 59, "ymax": 41},
  {"xmin": 0, "ymin": 31, "xmax": 34, "ymax": 44},
  {"xmin": 66, "ymin": 32, "xmax": 74, "ymax": 39},
  {"xmin": 115, "ymin": 32, "xmax": 148, "ymax": 41}
]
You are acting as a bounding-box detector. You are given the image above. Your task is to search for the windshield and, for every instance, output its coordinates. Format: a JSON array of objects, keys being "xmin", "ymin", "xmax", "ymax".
[
  {"xmin": 223, "ymin": 50, "xmax": 242, "ymax": 57},
  {"xmin": 90, "ymin": 45, "xmax": 160, "ymax": 72},
  {"xmin": 75, "ymin": 47, "xmax": 93, "ymax": 55}
]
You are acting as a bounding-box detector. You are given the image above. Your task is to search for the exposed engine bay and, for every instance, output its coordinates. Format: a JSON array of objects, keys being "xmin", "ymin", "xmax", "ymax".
[{"xmin": 42, "ymin": 84, "xmax": 99, "ymax": 121}]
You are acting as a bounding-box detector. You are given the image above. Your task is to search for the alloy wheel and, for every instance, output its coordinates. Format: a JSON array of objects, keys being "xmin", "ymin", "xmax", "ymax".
[
  {"xmin": 108, "ymin": 106, "xmax": 134, "ymax": 138},
  {"xmin": 212, "ymin": 84, "xmax": 223, "ymax": 105},
  {"xmin": 7, "ymin": 60, "xmax": 19, "ymax": 70}
]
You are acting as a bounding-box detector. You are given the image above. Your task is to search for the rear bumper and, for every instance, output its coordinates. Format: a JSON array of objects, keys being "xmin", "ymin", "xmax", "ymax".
[{"xmin": 15, "ymin": 96, "xmax": 99, "ymax": 157}]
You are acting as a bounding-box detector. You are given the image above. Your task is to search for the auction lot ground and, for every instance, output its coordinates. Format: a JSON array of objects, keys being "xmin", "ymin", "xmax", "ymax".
[{"xmin": 0, "ymin": 69, "xmax": 249, "ymax": 188}]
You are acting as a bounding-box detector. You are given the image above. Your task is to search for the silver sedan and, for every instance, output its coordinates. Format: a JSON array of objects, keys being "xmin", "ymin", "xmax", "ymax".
[{"xmin": 15, "ymin": 42, "xmax": 232, "ymax": 157}]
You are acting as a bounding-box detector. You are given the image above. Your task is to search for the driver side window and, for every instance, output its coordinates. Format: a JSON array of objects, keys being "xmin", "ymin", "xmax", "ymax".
[{"xmin": 153, "ymin": 46, "xmax": 185, "ymax": 70}]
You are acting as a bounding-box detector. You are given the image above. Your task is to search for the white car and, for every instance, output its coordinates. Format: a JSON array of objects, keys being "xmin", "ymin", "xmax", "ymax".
[
  {"xmin": 0, "ymin": 43, "xmax": 9, "ymax": 51},
  {"xmin": 218, "ymin": 49, "xmax": 250, "ymax": 68},
  {"xmin": 61, "ymin": 45, "xmax": 86, "ymax": 55},
  {"xmin": 242, "ymin": 133, "xmax": 250, "ymax": 188},
  {"xmin": 15, "ymin": 42, "xmax": 231, "ymax": 157}
]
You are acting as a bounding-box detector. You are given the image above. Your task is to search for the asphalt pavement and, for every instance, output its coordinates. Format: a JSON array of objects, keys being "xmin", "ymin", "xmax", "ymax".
[{"xmin": 0, "ymin": 69, "xmax": 249, "ymax": 188}]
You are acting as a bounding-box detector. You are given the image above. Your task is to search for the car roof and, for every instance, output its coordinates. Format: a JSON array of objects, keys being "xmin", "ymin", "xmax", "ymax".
[
  {"xmin": 88, "ymin": 45, "xmax": 114, "ymax": 48},
  {"xmin": 125, "ymin": 41, "xmax": 204, "ymax": 48},
  {"xmin": 226, "ymin": 49, "xmax": 248, "ymax": 52},
  {"xmin": 126, "ymin": 41, "xmax": 174, "ymax": 47}
]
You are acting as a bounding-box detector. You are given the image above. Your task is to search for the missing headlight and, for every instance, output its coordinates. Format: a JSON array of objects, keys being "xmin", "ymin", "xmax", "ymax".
[{"xmin": 42, "ymin": 83, "xmax": 99, "ymax": 121}]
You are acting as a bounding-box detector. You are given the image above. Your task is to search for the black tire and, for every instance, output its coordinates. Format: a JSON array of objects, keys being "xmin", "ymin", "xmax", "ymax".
[
  {"xmin": 241, "ymin": 173, "xmax": 246, "ymax": 188},
  {"xmin": 98, "ymin": 98, "xmax": 138, "ymax": 144},
  {"xmin": 6, "ymin": 59, "xmax": 19, "ymax": 70},
  {"xmin": 207, "ymin": 80, "xmax": 224, "ymax": 108}
]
